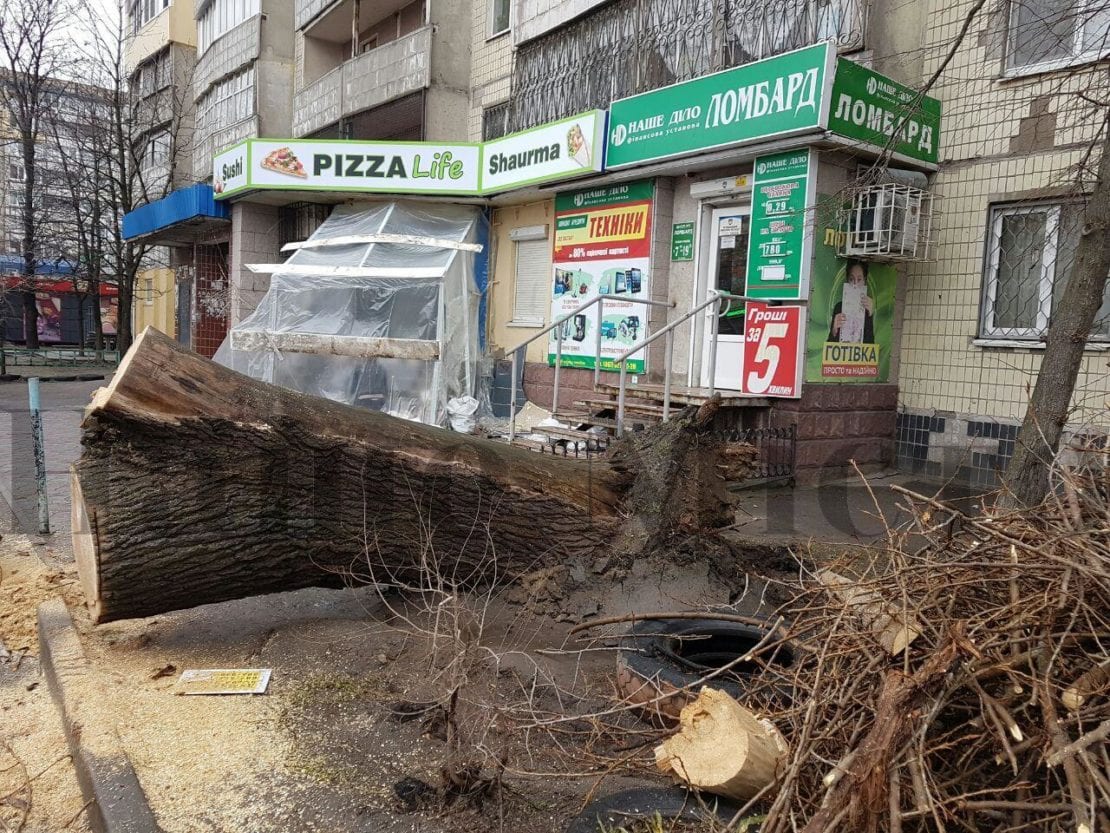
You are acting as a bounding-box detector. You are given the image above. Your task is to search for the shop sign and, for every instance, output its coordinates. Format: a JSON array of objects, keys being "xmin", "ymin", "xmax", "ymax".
[
  {"xmin": 214, "ymin": 139, "xmax": 482, "ymax": 198},
  {"xmin": 671, "ymin": 222, "xmax": 694, "ymax": 261},
  {"xmin": 828, "ymin": 59, "xmax": 941, "ymax": 165},
  {"xmin": 482, "ymin": 111, "xmax": 606, "ymax": 193},
  {"xmin": 741, "ymin": 302, "xmax": 804, "ymax": 397},
  {"xmin": 805, "ymin": 215, "xmax": 897, "ymax": 383},
  {"xmin": 213, "ymin": 142, "xmax": 249, "ymax": 197},
  {"xmin": 605, "ymin": 43, "xmax": 833, "ymax": 169},
  {"xmin": 746, "ymin": 149, "xmax": 815, "ymax": 300},
  {"xmin": 550, "ymin": 180, "xmax": 654, "ymax": 372}
]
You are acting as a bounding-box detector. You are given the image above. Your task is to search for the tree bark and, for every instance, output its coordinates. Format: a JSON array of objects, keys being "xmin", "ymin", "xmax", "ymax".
[
  {"xmin": 73, "ymin": 327, "xmax": 750, "ymax": 624},
  {"xmin": 1002, "ymin": 130, "xmax": 1110, "ymax": 508}
]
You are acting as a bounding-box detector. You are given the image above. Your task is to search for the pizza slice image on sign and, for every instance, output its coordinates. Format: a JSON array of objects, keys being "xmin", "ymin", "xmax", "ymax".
[{"xmin": 261, "ymin": 147, "xmax": 307, "ymax": 179}]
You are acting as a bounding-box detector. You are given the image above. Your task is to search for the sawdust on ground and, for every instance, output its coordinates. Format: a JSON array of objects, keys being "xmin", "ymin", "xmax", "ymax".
[{"xmin": 0, "ymin": 531, "xmax": 93, "ymax": 833}]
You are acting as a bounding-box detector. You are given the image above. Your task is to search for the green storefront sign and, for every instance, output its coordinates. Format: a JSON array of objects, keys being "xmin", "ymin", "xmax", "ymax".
[
  {"xmin": 828, "ymin": 59, "xmax": 941, "ymax": 165},
  {"xmin": 671, "ymin": 222, "xmax": 695, "ymax": 261},
  {"xmin": 746, "ymin": 149, "xmax": 814, "ymax": 300},
  {"xmin": 606, "ymin": 44, "xmax": 833, "ymax": 169},
  {"xmin": 606, "ymin": 45, "xmax": 941, "ymax": 169}
]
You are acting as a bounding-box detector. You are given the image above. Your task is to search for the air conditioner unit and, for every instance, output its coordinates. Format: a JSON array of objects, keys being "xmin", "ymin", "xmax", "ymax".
[{"xmin": 840, "ymin": 182, "xmax": 932, "ymax": 261}]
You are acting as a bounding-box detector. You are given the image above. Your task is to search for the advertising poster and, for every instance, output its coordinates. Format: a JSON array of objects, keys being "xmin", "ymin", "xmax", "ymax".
[
  {"xmin": 805, "ymin": 213, "xmax": 897, "ymax": 383},
  {"xmin": 550, "ymin": 180, "xmax": 654, "ymax": 372},
  {"xmin": 746, "ymin": 148, "xmax": 815, "ymax": 300},
  {"xmin": 742, "ymin": 302, "xmax": 804, "ymax": 397},
  {"xmin": 35, "ymin": 293, "xmax": 63, "ymax": 343},
  {"xmin": 482, "ymin": 110, "xmax": 606, "ymax": 193}
]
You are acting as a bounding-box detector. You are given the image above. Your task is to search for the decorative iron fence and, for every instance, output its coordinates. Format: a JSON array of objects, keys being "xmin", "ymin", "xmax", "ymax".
[
  {"xmin": 718, "ymin": 424, "xmax": 797, "ymax": 485},
  {"xmin": 506, "ymin": 0, "xmax": 865, "ymax": 133}
]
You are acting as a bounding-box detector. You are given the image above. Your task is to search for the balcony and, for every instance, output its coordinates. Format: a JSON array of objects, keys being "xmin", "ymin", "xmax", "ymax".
[
  {"xmin": 293, "ymin": 24, "xmax": 430, "ymax": 137},
  {"xmin": 505, "ymin": 0, "xmax": 866, "ymax": 133}
]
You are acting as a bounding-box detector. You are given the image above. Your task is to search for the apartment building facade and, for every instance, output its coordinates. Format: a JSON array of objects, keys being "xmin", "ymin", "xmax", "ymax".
[
  {"xmin": 161, "ymin": 0, "xmax": 1106, "ymax": 484},
  {"xmin": 895, "ymin": 0, "xmax": 1110, "ymax": 485}
]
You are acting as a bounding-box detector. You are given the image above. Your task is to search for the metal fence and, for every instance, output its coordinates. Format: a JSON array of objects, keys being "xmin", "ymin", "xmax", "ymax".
[{"xmin": 718, "ymin": 424, "xmax": 797, "ymax": 485}]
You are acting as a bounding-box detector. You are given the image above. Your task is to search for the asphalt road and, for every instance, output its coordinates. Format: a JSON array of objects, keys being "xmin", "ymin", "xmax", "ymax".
[{"xmin": 0, "ymin": 379, "xmax": 104, "ymax": 543}]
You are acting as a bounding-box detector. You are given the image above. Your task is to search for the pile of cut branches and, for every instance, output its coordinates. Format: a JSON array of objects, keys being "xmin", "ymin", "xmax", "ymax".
[{"xmin": 738, "ymin": 454, "xmax": 1110, "ymax": 833}]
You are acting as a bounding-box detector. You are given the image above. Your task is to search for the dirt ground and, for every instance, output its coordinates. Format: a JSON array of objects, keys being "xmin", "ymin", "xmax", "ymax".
[
  {"xmin": 52, "ymin": 555, "xmax": 754, "ymax": 833},
  {"xmin": 0, "ymin": 528, "xmax": 93, "ymax": 833}
]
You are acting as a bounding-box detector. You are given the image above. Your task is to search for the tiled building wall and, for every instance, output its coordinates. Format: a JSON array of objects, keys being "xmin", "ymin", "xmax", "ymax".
[
  {"xmin": 467, "ymin": 0, "xmax": 512, "ymax": 140},
  {"xmin": 228, "ymin": 203, "xmax": 281, "ymax": 324},
  {"xmin": 896, "ymin": 0, "xmax": 1109, "ymax": 483}
]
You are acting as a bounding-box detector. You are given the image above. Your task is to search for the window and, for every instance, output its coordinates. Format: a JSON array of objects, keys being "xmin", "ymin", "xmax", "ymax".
[
  {"xmin": 131, "ymin": 0, "xmax": 170, "ymax": 32},
  {"xmin": 145, "ymin": 277, "xmax": 154, "ymax": 305},
  {"xmin": 8, "ymin": 163, "xmax": 23, "ymax": 181},
  {"xmin": 981, "ymin": 202, "xmax": 1110, "ymax": 340},
  {"xmin": 198, "ymin": 0, "xmax": 261, "ymax": 54},
  {"xmin": 488, "ymin": 0, "xmax": 510, "ymax": 37},
  {"xmin": 141, "ymin": 129, "xmax": 171, "ymax": 168},
  {"xmin": 195, "ymin": 66, "xmax": 255, "ymax": 131},
  {"xmin": 510, "ymin": 226, "xmax": 550, "ymax": 325},
  {"xmin": 1006, "ymin": 0, "xmax": 1110, "ymax": 74}
]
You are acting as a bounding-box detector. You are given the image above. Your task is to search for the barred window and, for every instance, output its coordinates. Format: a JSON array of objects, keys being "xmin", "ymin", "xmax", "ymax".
[
  {"xmin": 1006, "ymin": 0, "xmax": 1110, "ymax": 74},
  {"xmin": 981, "ymin": 202, "xmax": 1110, "ymax": 341}
]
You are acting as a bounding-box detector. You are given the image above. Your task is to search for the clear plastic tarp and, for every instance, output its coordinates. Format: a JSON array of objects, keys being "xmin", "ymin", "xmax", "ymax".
[{"xmin": 215, "ymin": 201, "xmax": 485, "ymax": 425}]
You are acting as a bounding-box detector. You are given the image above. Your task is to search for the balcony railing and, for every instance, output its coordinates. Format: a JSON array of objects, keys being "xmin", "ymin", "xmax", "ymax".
[
  {"xmin": 506, "ymin": 0, "xmax": 865, "ymax": 133},
  {"xmin": 293, "ymin": 26, "xmax": 431, "ymax": 137}
]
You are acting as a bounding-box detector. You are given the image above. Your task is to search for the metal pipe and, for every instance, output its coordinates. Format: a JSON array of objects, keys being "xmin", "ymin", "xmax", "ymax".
[
  {"xmin": 663, "ymin": 329, "xmax": 673, "ymax": 421},
  {"xmin": 593, "ymin": 296, "xmax": 603, "ymax": 389},
  {"xmin": 707, "ymin": 294, "xmax": 721, "ymax": 397},
  {"xmin": 508, "ymin": 349, "xmax": 518, "ymax": 442},
  {"xmin": 28, "ymin": 377, "xmax": 49, "ymax": 535},
  {"xmin": 553, "ymin": 326, "xmax": 563, "ymax": 417},
  {"xmin": 617, "ymin": 360, "xmax": 627, "ymax": 437}
]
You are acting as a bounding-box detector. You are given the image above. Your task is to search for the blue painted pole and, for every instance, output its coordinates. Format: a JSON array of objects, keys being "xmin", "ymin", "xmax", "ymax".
[{"xmin": 28, "ymin": 377, "xmax": 50, "ymax": 534}]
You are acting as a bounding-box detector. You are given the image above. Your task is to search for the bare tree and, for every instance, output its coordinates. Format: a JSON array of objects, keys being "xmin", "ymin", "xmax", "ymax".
[{"xmin": 0, "ymin": 0, "xmax": 72, "ymax": 350}]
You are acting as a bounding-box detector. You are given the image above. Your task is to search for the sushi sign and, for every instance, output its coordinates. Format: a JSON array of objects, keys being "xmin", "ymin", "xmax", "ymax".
[{"xmin": 212, "ymin": 111, "xmax": 606, "ymax": 199}]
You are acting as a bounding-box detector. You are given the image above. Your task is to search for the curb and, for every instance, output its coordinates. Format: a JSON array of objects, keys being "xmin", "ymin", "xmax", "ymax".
[{"xmin": 37, "ymin": 599, "xmax": 164, "ymax": 833}]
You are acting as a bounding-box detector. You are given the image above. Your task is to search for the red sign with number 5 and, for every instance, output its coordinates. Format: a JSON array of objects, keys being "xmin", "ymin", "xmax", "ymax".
[{"xmin": 742, "ymin": 302, "xmax": 804, "ymax": 397}]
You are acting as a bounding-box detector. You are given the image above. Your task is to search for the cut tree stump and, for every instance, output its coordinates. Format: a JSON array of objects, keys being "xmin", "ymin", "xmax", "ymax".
[
  {"xmin": 73, "ymin": 328, "xmax": 755, "ymax": 623},
  {"xmin": 655, "ymin": 687, "xmax": 788, "ymax": 802}
]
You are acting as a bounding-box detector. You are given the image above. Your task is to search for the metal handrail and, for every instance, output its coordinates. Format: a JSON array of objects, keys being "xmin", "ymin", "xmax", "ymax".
[
  {"xmin": 507, "ymin": 294, "xmax": 673, "ymax": 441},
  {"xmin": 613, "ymin": 290, "xmax": 753, "ymax": 436}
]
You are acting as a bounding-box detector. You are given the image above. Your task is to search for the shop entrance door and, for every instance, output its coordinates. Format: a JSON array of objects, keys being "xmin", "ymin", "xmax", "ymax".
[{"xmin": 699, "ymin": 206, "xmax": 750, "ymax": 391}]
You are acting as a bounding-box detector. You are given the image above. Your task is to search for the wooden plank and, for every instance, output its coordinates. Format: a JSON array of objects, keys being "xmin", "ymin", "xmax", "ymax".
[{"xmin": 230, "ymin": 330, "xmax": 439, "ymax": 361}]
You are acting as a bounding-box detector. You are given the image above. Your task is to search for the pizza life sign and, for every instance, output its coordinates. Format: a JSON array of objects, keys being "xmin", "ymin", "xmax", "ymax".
[
  {"xmin": 746, "ymin": 149, "xmax": 815, "ymax": 300},
  {"xmin": 741, "ymin": 302, "xmax": 804, "ymax": 398},
  {"xmin": 213, "ymin": 139, "xmax": 482, "ymax": 198}
]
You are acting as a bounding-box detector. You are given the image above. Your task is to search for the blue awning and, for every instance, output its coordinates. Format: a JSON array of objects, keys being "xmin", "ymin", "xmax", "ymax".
[{"xmin": 122, "ymin": 184, "xmax": 230, "ymax": 241}]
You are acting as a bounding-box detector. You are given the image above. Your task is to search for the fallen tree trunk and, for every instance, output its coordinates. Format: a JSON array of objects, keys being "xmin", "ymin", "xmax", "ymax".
[{"xmin": 74, "ymin": 328, "xmax": 750, "ymax": 623}]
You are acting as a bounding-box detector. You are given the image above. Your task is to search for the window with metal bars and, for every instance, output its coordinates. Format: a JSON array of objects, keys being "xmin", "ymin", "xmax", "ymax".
[
  {"xmin": 1006, "ymin": 0, "xmax": 1110, "ymax": 75},
  {"xmin": 980, "ymin": 202, "xmax": 1110, "ymax": 341}
]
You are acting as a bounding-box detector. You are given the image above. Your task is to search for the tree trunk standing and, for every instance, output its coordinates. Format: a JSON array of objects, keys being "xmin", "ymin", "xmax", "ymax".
[
  {"xmin": 75, "ymin": 293, "xmax": 86, "ymax": 355},
  {"xmin": 20, "ymin": 133, "xmax": 39, "ymax": 349},
  {"xmin": 1001, "ymin": 132, "xmax": 1110, "ymax": 508},
  {"xmin": 73, "ymin": 329, "xmax": 751, "ymax": 623}
]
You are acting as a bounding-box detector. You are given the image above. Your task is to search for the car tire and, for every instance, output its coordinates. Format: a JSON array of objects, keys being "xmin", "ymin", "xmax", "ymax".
[
  {"xmin": 615, "ymin": 614, "xmax": 795, "ymax": 725},
  {"xmin": 566, "ymin": 787, "xmax": 746, "ymax": 833}
]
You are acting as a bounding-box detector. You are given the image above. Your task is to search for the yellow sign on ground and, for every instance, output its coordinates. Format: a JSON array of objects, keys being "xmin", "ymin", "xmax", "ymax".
[{"xmin": 174, "ymin": 668, "xmax": 272, "ymax": 695}]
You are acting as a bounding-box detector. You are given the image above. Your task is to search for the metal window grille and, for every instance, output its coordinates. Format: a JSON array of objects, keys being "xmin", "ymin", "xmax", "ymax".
[
  {"xmin": 505, "ymin": 0, "xmax": 865, "ymax": 133},
  {"xmin": 839, "ymin": 183, "xmax": 934, "ymax": 262},
  {"xmin": 981, "ymin": 202, "xmax": 1110, "ymax": 341}
]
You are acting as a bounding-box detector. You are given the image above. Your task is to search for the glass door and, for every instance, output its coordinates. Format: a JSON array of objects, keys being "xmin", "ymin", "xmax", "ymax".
[{"xmin": 699, "ymin": 206, "xmax": 750, "ymax": 390}]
